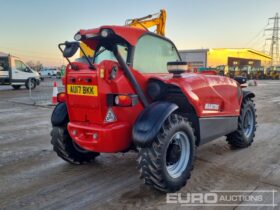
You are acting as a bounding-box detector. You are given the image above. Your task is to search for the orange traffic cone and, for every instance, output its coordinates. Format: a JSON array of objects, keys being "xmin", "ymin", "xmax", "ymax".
[{"xmin": 52, "ymin": 81, "xmax": 58, "ymax": 105}]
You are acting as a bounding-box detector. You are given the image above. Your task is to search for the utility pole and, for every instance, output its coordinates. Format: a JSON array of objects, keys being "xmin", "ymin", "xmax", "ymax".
[{"xmin": 265, "ymin": 13, "xmax": 280, "ymax": 66}]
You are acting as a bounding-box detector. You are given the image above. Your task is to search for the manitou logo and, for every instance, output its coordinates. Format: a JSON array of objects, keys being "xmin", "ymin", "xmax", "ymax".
[{"xmin": 204, "ymin": 103, "xmax": 220, "ymax": 110}]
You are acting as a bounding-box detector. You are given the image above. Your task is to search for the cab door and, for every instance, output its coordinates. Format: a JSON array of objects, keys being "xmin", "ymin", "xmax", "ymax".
[{"xmin": 11, "ymin": 58, "xmax": 33, "ymax": 83}]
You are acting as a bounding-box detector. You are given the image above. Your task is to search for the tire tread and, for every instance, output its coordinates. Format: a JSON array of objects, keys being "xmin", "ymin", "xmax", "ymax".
[{"xmin": 138, "ymin": 114, "xmax": 196, "ymax": 192}]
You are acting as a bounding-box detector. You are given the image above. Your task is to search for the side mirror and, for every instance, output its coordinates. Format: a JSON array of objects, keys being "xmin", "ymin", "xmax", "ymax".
[
  {"xmin": 58, "ymin": 41, "xmax": 95, "ymax": 70},
  {"xmin": 167, "ymin": 61, "xmax": 188, "ymax": 77},
  {"xmin": 63, "ymin": 41, "xmax": 80, "ymax": 58}
]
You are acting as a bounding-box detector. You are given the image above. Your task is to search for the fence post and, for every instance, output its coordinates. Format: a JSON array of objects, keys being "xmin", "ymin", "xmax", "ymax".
[{"xmin": 29, "ymin": 79, "xmax": 32, "ymax": 98}]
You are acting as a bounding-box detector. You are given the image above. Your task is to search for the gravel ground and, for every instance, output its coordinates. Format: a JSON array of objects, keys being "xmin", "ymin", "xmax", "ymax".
[{"xmin": 0, "ymin": 80, "xmax": 279, "ymax": 210}]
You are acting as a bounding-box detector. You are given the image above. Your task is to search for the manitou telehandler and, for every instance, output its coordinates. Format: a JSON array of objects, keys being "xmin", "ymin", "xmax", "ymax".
[{"xmin": 51, "ymin": 25, "xmax": 257, "ymax": 192}]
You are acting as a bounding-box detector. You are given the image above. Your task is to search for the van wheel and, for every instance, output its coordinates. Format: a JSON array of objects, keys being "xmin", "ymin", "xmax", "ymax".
[
  {"xmin": 12, "ymin": 85, "xmax": 21, "ymax": 90},
  {"xmin": 25, "ymin": 78, "xmax": 36, "ymax": 89},
  {"xmin": 51, "ymin": 126, "xmax": 100, "ymax": 164},
  {"xmin": 138, "ymin": 114, "xmax": 196, "ymax": 192}
]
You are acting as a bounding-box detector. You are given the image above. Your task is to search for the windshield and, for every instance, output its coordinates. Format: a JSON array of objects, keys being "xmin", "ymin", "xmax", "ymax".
[
  {"xmin": 94, "ymin": 44, "xmax": 128, "ymax": 64},
  {"xmin": 133, "ymin": 34, "xmax": 180, "ymax": 73}
]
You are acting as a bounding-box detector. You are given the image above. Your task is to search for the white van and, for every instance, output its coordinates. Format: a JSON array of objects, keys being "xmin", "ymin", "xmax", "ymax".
[
  {"xmin": 0, "ymin": 52, "xmax": 40, "ymax": 89},
  {"xmin": 39, "ymin": 68, "xmax": 58, "ymax": 77}
]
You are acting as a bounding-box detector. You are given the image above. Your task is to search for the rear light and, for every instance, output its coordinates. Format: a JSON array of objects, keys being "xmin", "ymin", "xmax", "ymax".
[
  {"xmin": 115, "ymin": 95, "xmax": 133, "ymax": 106},
  {"xmin": 107, "ymin": 94, "xmax": 138, "ymax": 107},
  {"xmin": 57, "ymin": 92, "xmax": 67, "ymax": 103}
]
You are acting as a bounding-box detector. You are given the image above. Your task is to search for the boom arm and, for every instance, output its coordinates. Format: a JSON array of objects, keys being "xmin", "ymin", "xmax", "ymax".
[{"xmin": 125, "ymin": 9, "xmax": 167, "ymax": 36}]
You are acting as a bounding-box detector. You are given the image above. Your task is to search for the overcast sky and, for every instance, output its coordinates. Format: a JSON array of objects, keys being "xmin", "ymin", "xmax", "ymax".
[{"xmin": 0, "ymin": 0, "xmax": 279, "ymax": 66}]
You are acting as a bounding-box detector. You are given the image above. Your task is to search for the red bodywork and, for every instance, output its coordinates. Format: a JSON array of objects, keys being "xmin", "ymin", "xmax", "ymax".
[{"xmin": 63, "ymin": 26, "xmax": 242, "ymax": 153}]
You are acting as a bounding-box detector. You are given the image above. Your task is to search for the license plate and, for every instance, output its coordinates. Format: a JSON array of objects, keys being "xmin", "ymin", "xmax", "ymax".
[{"xmin": 67, "ymin": 85, "xmax": 98, "ymax": 96}]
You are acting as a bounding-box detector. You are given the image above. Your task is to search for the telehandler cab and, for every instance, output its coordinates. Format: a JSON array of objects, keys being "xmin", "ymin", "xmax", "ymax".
[{"xmin": 51, "ymin": 26, "xmax": 257, "ymax": 192}]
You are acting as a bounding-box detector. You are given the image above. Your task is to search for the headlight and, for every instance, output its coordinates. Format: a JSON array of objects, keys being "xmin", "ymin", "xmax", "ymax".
[
  {"xmin": 100, "ymin": 29, "xmax": 110, "ymax": 38},
  {"xmin": 74, "ymin": 33, "xmax": 82, "ymax": 41}
]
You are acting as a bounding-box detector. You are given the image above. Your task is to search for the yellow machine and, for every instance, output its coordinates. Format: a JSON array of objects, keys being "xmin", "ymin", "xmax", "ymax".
[
  {"xmin": 250, "ymin": 67, "xmax": 258, "ymax": 79},
  {"xmin": 79, "ymin": 43, "xmax": 95, "ymax": 58},
  {"xmin": 240, "ymin": 65, "xmax": 251, "ymax": 78},
  {"xmin": 125, "ymin": 9, "xmax": 166, "ymax": 36},
  {"xmin": 79, "ymin": 9, "xmax": 167, "ymax": 57},
  {"xmin": 268, "ymin": 66, "xmax": 280, "ymax": 79},
  {"xmin": 217, "ymin": 65, "xmax": 266, "ymax": 79},
  {"xmin": 229, "ymin": 66, "xmax": 238, "ymax": 77},
  {"xmin": 216, "ymin": 65, "xmax": 229, "ymax": 76},
  {"xmin": 252, "ymin": 66, "xmax": 265, "ymax": 79}
]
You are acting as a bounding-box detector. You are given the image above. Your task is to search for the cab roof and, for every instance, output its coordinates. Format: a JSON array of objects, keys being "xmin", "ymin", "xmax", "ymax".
[
  {"xmin": 78, "ymin": 25, "xmax": 147, "ymax": 49},
  {"xmin": 0, "ymin": 52, "xmax": 9, "ymax": 57}
]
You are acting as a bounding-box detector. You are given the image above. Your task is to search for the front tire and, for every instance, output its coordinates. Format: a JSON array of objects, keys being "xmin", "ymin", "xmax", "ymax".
[
  {"xmin": 226, "ymin": 98, "xmax": 257, "ymax": 148},
  {"xmin": 25, "ymin": 78, "xmax": 36, "ymax": 90},
  {"xmin": 138, "ymin": 114, "xmax": 196, "ymax": 192},
  {"xmin": 51, "ymin": 126, "xmax": 100, "ymax": 164}
]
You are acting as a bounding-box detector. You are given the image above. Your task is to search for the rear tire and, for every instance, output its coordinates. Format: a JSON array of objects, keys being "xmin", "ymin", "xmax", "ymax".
[
  {"xmin": 51, "ymin": 126, "xmax": 100, "ymax": 164},
  {"xmin": 138, "ymin": 114, "xmax": 196, "ymax": 192},
  {"xmin": 12, "ymin": 85, "xmax": 21, "ymax": 90},
  {"xmin": 226, "ymin": 98, "xmax": 257, "ymax": 148}
]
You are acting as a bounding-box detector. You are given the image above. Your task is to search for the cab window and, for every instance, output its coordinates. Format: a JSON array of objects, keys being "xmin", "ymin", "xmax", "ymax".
[
  {"xmin": 133, "ymin": 35, "xmax": 180, "ymax": 73},
  {"xmin": 0, "ymin": 57, "xmax": 9, "ymax": 71},
  {"xmin": 15, "ymin": 60, "xmax": 32, "ymax": 73},
  {"xmin": 94, "ymin": 44, "xmax": 128, "ymax": 64}
]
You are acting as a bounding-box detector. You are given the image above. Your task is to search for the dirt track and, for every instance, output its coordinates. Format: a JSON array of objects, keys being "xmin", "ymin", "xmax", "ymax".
[{"xmin": 0, "ymin": 80, "xmax": 279, "ymax": 210}]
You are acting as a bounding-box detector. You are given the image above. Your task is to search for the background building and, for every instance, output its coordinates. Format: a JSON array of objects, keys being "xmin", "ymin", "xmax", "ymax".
[{"xmin": 179, "ymin": 48, "xmax": 272, "ymax": 69}]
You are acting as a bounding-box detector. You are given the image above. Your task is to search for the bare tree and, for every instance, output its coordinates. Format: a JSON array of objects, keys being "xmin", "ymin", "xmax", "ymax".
[{"xmin": 26, "ymin": 61, "xmax": 43, "ymax": 71}]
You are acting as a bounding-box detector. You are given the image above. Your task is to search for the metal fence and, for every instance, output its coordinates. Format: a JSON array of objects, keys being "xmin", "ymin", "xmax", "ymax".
[{"xmin": 28, "ymin": 77, "xmax": 64, "ymax": 106}]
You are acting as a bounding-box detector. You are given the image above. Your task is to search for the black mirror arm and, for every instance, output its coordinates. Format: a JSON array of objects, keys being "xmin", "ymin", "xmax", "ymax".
[
  {"xmin": 58, "ymin": 43, "xmax": 74, "ymax": 69},
  {"xmin": 58, "ymin": 42, "xmax": 95, "ymax": 70}
]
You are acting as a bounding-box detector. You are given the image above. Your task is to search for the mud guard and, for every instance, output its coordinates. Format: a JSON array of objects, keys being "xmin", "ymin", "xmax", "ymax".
[
  {"xmin": 132, "ymin": 101, "xmax": 178, "ymax": 148},
  {"xmin": 243, "ymin": 90, "xmax": 255, "ymax": 100},
  {"xmin": 51, "ymin": 103, "xmax": 69, "ymax": 126}
]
